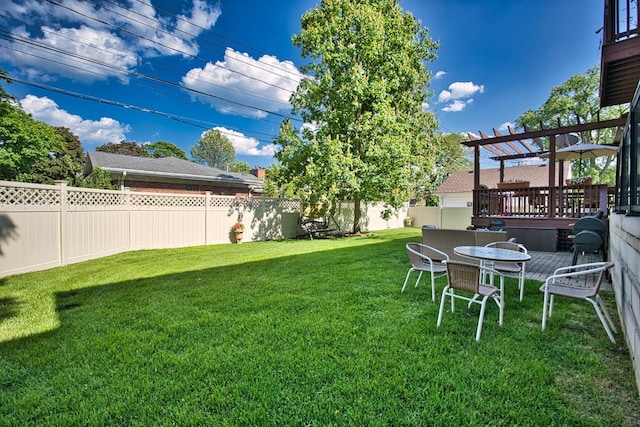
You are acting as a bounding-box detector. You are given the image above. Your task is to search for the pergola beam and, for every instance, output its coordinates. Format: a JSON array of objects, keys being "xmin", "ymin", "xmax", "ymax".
[{"xmin": 464, "ymin": 117, "xmax": 626, "ymax": 148}]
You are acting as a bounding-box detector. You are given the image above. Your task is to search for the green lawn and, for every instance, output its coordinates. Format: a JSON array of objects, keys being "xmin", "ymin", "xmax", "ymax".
[{"xmin": 1, "ymin": 228, "xmax": 638, "ymax": 426}]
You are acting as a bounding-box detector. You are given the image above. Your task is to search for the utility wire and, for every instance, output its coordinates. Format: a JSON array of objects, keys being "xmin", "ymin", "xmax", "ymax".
[
  {"xmin": 0, "ymin": 29, "xmax": 299, "ymax": 122},
  {"xmin": 97, "ymin": 0, "xmax": 303, "ymax": 83},
  {"xmin": 9, "ymin": 75, "xmax": 280, "ymax": 144},
  {"xmin": 46, "ymin": 0, "xmax": 301, "ymax": 92},
  {"xmin": 0, "ymin": 14, "xmax": 294, "ymax": 114}
]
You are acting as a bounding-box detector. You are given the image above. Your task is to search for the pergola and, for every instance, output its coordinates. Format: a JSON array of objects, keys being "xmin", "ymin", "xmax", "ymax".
[
  {"xmin": 464, "ymin": 117, "xmax": 626, "ymax": 184},
  {"xmin": 460, "ymin": 116, "xmax": 627, "ymax": 250}
]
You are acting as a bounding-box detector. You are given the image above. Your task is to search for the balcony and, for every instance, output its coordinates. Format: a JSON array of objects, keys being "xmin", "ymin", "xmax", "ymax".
[{"xmin": 600, "ymin": 0, "xmax": 640, "ymax": 107}]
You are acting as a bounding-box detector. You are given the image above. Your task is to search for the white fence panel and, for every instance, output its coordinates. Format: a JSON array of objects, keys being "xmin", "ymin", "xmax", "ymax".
[
  {"xmin": 129, "ymin": 209, "xmax": 206, "ymax": 250},
  {"xmin": 63, "ymin": 210, "xmax": 129, "ymax": 265},
  {"xmin": 407, "ymin": 207, "xmax": 473, "ymax": 230},
  {"xmin": 407, "ymin": 207, "xmax": 441, "ymax": 228},
  {"xmin": 0, "ymin": 181, "xmax": 405, "ymax": 277},
  {"xmin": 441, "ymin": 207, "xmax": 473, "ymax": 229},
  {"xmin": 0, "ymin": 211, "xmax": 61, "ymax": 276}
]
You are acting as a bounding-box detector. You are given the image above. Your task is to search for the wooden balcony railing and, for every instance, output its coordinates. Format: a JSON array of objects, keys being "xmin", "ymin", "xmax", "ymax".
[
  {"xmin": 604, "ymin": 0, "xmax": 639, "ymax": 44},
  {"xmin": 473, "ymin": 184, "xmax": 612, "ymax": 219}
]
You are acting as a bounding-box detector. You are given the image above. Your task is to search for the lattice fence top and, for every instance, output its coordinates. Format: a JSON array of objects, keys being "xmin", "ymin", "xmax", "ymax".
[
  {"xmin": 0, "ymin": 184, "xmax": 60, "ymax": 207},
  {"xmin": 210, "ymin": 196, "xmax": 301, "ymax": 211},
  {"xmin": 67, "ymin": 189, "xmax": 127, "ymax": 208},
  {"xmin": 1, "ymin": 181, "xmax": 302, "ymax": 212},
  {"xmin": 129, "ymin": 193, "xmax": 206, "ymax": 209}
]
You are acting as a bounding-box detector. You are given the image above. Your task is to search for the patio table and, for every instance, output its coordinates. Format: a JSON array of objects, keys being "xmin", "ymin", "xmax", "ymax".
[
  {"xmin": 454, "ymin": 246, "xmax": 532, "ymax": 264},
  {"xmin": 453, "ymin": 245, "xmax": 532, "ymax": 317}
]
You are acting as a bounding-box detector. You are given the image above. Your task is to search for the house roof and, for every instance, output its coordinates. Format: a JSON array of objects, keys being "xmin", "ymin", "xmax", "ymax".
[
  {"xmin": 86, "ymin": 151, "xmax": 263, "ymax": 189},
  {"xmin": 436, "ymin": 163, "xmax": 571, "ymax": 194}
]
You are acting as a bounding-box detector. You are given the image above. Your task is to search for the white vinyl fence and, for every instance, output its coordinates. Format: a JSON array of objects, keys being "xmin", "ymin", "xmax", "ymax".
[{"xmin": 0, "ymin": 181, "xmax": 408, "ymax": 277}]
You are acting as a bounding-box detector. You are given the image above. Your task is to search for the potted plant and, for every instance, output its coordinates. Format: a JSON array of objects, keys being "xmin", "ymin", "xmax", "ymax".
[
  {"xmin": 404, "ymin": 216, "xmax": 413, "ymax": 227},
  {"xmin": 232, "ymin": 221, "xmax": 245, "ymax": 243}
]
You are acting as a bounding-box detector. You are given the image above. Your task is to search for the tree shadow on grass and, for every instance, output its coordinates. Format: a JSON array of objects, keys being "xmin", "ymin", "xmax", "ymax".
[{"xmin": 0, "ymin": 297, "xmax": 21, "ymax": 322}]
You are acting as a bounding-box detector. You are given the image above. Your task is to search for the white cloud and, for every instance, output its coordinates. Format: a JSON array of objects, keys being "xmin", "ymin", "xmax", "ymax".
[
  {"xmin": 177, "ymin": 0, "xmax": 222, "ymax": 33},
  {"xmin": 442, "ymin": 99, "xmax": 469, "ymax": 112},
  {"xmin": 1, "ymin": 0, "xmax": 221, "ymax": 82},
  {"xmin": 182, "ymin": 48, "xmax": 304, "ymax": 117},
  {"xmin": 498, "ymin": 121, "xmax": 515, "ymax": 131},
  {"xmin": 434, "ymin": 70, "xmax": 446, "ymax": 79},
  {"xmin": 438, "ymin": 81, "xmax": 484, "ymax": 102},
  {"xmin": 20, "ymin": 95, "xmax": 130, "ymax": 146},
  {"xmin": 211, "ymin": 127, "xmax": 277, "ymax": 158}
]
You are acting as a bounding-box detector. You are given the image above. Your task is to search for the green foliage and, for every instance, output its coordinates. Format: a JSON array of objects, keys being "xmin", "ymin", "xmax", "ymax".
[
  {"xmin": 190, "ymin": 129, "xmax": 235, "ymax": 169},
  {"xmin": 76, "ymin": 167, "xmax": 117, "ymax": 190},
  {"xmin": 516, "ymin": 66, "xmax": 626, "ymax": 185},
  {"xmin": 0, "ymin": 96, "xmax": 66, "ymax": 181},
  {"xmin": 146, "ymin": 141, "xmax": 188, "ymax": 159},
  {"xmin": 411, "ymin": 132, "xmax": 471, "ymax": 204},
  {"xmin": 17, "ymin": 127, "xmax": 85, "ymax": 185},
  {"xmin": 275, "ymin": 0, "xmax": 439, "ymax": 232},
  {"xmin": 96, "ymin": 141, "xmax": 150, "ymax": 157},
  {"xmin": 227, "ymin": 160, "xmax": 250, "ymax": 174},
  {"xmin": 0, "ymin": 229, "xmax": 637, "ymax": 425},
  {"xmin": 0, "ymin": 68, "xmax": 15, "ymax": 102},
  {"xmin": 263, "ymin": 162, "xmax": 298, "ymax": 198}
]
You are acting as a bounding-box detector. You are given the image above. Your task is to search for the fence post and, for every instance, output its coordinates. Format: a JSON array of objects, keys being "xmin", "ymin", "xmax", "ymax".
[
  {"xmin": 205, "ymin": 191, "xmax": 211, "ymax": 245},
  {"xmin": 124, "ymin": 188, "xmax": 131, "ymax": 250},
  {"xmin": 55, "ymin": 180, "xmax": 67, "ymax": 267}
]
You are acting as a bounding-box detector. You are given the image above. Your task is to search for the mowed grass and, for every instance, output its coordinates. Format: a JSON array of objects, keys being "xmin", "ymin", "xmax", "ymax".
[{"xmin": 0, "ymin": 228, "xmax": 638, "ymax": 426}]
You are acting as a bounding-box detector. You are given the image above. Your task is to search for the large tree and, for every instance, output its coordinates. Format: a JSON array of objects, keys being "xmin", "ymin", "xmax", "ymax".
[
  {"xmin": 228, "ymin": 161, "xmax": 251, "ymax": 174},
  {"xmin": 273, "ymin": 0, "xmax": 438, "ymax": 232},
  {"xmin": 146, "ymin": 141, "xmax": 188, "ymax": 159},
  {"xmin": 96, "ymin": 141, "xmax": 150, "ymax": 157},
  {"xmin": 20, "ymin": 127, "xmax": 85, "ymax": 185},
  {"xmin": 417, "ymin": 132, "xmax": 471, "ymax": 205},
  {"xmin": 190, "ymin": 129, "xmax": 235, "ymax": 169},
  {"xmin": 0, "ymin": 73, "xmax": 66, "ymax": 181},
  {"xmin": 517, "ymin": 65, "xmax": 627, "ymax": 185}
]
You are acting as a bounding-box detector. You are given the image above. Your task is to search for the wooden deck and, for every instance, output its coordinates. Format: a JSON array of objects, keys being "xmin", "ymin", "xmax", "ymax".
[{"xmin": 470, "ymin": 183, "xmax": 612, "ymax": 251}]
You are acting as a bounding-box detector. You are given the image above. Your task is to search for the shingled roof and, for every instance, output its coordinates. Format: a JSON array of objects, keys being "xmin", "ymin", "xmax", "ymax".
[
  {"xmin": 436, "ymin": 163, "xmax": 570, "ymax": 194},
  {"xmin": 85, "ymin": 151, "xmax": 263, "ymax": 188}
]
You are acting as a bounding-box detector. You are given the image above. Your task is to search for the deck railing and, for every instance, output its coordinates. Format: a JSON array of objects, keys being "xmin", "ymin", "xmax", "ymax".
[
  {"xmin": 473, "ymin": 184, "xmax": 612, "ymax": 219},
  {"xmin": 604, "ymin": 0, "xmax": 640, "ymax": 44}
]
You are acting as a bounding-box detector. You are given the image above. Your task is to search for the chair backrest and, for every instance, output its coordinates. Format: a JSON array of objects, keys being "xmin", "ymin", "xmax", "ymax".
[
  {"xmin": 485, "ymin": 241, "xmax": 527, "ymax": 254},
  {"xmin": 591, "ymin": 262, "xmax": 614, "ymax": 294},
  {"xmin": 444, "ymin": 261, "xmax": 480, "ymax": 294},
  {"xmin": 406, "ymin": 242, "xmax": 448, "ymax": 268},
  {"xmin": 552, "ymin": 261, "xmax": 614, "ymax": 296}
]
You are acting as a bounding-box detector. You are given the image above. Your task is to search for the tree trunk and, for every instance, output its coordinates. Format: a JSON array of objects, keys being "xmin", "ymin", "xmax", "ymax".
[{"xmin": 353, "ymin": 196, "xmax": 362, "ymax": 234}]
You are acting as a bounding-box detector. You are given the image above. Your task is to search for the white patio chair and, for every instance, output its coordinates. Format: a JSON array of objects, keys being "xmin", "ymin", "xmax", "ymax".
[
  {"xmin": 437, "ymin": 260, "xmax": 504, "ymax": 341},
  {"xmin": 540, "ymin": 261, "xmax": 617, "ymax": 343},
  {"xmin": 484, "ymin": 241, "xmax": 528, "ymax": 301},
  {"xmin": 402, "ymin": 242, "xmax": 449, "ymax": 302}
]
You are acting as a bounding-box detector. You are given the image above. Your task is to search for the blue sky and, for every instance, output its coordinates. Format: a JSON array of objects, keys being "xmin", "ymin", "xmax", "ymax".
[{"xmin": 0, "ymin": 0, "xmax": 603, "ymax": 168}]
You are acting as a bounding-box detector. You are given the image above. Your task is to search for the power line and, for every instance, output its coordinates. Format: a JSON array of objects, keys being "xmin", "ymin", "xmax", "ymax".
[
  {"xmin": 8, "ymin": 75, "xmax": 280, "ymax": 145},
  {"xmin": 99, "ymin": 0, "xmax": 303, "ymax": 83},
  {"xmin": 0, "ymin": 15, "xmax": 295, "ymax": 118},
  {"xmin": 0, "ymin": 28, "xmax": 298, "ymax": 122},
  {"xmin": 46, "ymin": 0, "xmax": 301, "ymax": 92}
]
